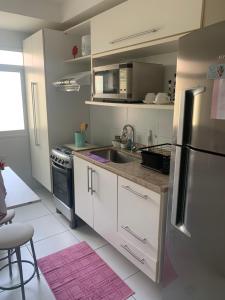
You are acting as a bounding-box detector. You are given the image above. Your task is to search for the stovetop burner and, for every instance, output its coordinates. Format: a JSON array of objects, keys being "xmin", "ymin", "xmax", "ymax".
[{"xmin": 55, "ymin": 146, "xmax": 73, "ymax": 155}]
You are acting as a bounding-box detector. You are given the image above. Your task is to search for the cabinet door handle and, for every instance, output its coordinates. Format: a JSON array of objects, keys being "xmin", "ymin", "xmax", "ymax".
[
  {"xmin": 121, "ymin": 225, "xmax": 147, "ymax": 244},
  {"xmin": 110, "ymin": 27, "xmax": 159, "ymax": 44},
  {"xmin": 31, "ymin": 82, "xmax": 40, "ymax": 146},
  {"xmin": 121, "ymin": 244, "xmax": 145, "ymax": 264},
  {"xmin": 121, "ymin": 185, "xmax": 149, "ymax": 200},
  {"xmin": 87, "ymin": 166, "xmax": 91, "ymax": 193},
  {"xmin": 90, "ymin": 168, "xmax": 95, "ymax": 195}
]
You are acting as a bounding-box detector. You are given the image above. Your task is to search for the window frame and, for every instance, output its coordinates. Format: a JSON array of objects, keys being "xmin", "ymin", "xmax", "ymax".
[{"xmin": 0, "ymin": 64, "xmax": 28, "ymax": 138}]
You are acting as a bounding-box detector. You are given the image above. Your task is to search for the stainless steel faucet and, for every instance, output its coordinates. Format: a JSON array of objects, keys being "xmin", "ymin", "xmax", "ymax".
[{"xmin": 121, "ymin": 124, "xmax": 135, "ymax": 149}]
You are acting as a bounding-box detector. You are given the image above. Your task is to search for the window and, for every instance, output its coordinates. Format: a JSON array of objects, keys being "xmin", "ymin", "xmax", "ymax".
[
  {"xmin": 0, "ymin": 71, "xmax": 25, "ymax": 131},
  {"xmin": 0, "ymin": 50, "xmax": 23, "ymax": 66},
  {"xmin": 0, "ymin": 50, "xmax": 25, "ymax": 133}
]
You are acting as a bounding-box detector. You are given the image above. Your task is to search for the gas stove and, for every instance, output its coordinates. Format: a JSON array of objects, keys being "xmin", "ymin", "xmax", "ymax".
[{"xmin": 50, "ymin": 146, "xmax": 73, "ymax": 169}]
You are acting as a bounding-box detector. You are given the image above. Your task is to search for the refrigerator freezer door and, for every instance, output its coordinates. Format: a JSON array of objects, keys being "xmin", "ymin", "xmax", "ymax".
[
  {"xmin": 163, "ymin": 146, "xmax": 225, "ymax": 299},
  {"xmin": 173, "ymin": 21, "xmax": 225, "ymax": 154}
]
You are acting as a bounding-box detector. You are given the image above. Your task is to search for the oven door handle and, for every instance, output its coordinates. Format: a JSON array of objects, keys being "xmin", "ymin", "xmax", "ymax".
[{"xmin": 52, "ymin": 162, "xmax": 67, "ymax": 173}]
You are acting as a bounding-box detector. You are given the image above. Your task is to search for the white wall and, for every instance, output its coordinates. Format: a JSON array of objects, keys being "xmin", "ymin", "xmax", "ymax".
[
  {"xmin": 90, "ymin": 52, "xmax": 177, "ymax": 146},
  {"xmin": 0, "ymin": 29, "xmax": 28, "ymax": 51},
  {"xmin": 90, "ymin": 106, "xmax": 174, "ymax": 146},
  {"xmin": 0, "ymin": 29, "xmax": 32, "ymax": 184}
]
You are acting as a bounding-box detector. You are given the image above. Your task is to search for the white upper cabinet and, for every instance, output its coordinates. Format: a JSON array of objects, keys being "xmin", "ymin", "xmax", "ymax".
[
  {"xmin": 23, "ymin": 31, "xmax": 51, "ymax": 191},
  {"xmin": 91, "ymin": 0, "xmax": 203, "ymax": 54}
]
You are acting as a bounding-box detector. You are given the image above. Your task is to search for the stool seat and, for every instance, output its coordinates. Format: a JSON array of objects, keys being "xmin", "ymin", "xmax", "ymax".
[
  {"xmin": 0, "ymin": 223, "xmax": 34, "ymax": 250},
  {"xmin": 0, "ymin": 209, "xmax": 15, "ymax": 225}
]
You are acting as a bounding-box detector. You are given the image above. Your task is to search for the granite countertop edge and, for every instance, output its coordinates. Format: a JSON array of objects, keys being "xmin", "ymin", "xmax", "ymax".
[{"xmin": 73, "ymin": 147, "xmax": 169, "ymax": 194}]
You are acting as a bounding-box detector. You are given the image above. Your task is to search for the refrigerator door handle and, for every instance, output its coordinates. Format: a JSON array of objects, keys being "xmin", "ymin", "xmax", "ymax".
[
  {"xmin": 177, "ymin": 86, "xmax": 206, "ymax": 145},
  {"xmin": 177, "ymin": 91, "xmax": 186, "ymax": 145},
  {"xmin": 171, "ymin": 147, "xmax": 181, "ymax": 227},
  {"xmin": 171, "ymin": 147, "xmax": 191, "ymax": 238}
]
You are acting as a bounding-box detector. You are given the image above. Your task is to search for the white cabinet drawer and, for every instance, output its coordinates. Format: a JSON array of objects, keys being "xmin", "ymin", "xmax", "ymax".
[
  {"xmin": 116, "ymin": 236, "xmax": 158, "ymax": 282},
  {"xmin": 118, "ymin": 177, "xmax": 161, "ymax": 256},
  {"xmin": 91, "ymin": 0, "xmax": 203, "ymax": 54}
]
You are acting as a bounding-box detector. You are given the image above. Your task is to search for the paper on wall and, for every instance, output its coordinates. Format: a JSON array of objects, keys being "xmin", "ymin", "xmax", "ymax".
[{"xmin": 208, "ymin": 64, "xmax": 225, "ymax": 120}]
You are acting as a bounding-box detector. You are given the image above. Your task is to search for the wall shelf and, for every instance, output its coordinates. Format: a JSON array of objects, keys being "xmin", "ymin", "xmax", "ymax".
[
  {"xmin": 64, "ymin": 55, "xmax": 91, "ymax": 64},
  {"xmin": 85, "ymin": 101, "xmax": 174, "ymax": 110}
]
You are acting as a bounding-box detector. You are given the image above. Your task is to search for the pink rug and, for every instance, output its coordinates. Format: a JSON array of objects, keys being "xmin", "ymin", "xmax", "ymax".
[{"xmin": 38, "ymin": 241, "xmax": 134, "ymax": 300}]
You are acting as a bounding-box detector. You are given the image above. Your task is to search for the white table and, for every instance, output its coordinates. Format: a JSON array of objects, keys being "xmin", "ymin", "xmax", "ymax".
[{"xmin": 2, "ymin": 167, "xmax": 40, "ymax": 209}]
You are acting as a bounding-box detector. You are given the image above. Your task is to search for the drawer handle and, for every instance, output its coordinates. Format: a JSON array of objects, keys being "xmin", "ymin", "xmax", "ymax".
[
  {"xmin": 110, "ymin": 28, "xmax": 160, "ymax": 44},
  {"xmin": 121, "ymin": 185, "xmax": 149, "ymax": 200},
  {"xmin": 121, "ymin": 225, "xmax": 147, "ymax": 244},
  {"xmin": 121, "ymin": 244, "xmax": 145, "ymax": 264}
]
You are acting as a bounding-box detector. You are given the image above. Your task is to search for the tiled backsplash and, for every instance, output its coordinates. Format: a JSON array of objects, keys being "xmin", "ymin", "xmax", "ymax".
[
  {"xmin": 89, "ymin": 106, "xmax": 174, "ymax": 146},
  {"xmin": 89, "ymin": 52, "xmax": 176, "ymax": 146}
]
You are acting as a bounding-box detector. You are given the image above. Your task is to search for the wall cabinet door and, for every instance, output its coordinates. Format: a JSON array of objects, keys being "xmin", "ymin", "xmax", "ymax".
[
  {"xmin": 92, "ymin": 164, "xmax": 117, "ymax": 241},
  {"xmin": 23, "ymin": 31, "xmax": 51, "ymax": 191},
  {"xmin": 91, "ymin": 0, "xmax": 203, "ymax": 54}
]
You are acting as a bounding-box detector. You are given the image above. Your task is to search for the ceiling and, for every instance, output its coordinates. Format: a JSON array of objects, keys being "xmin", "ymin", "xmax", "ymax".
[
  {"xmin": 46, "ymin": 0, "xmax": 65, "ymax": 3},
  {"xmin": 0, "ymin": 0, "xmax": 127, "ymax": 33},
  {"xmin": 0, "ymin": 11, "xmax": 58, "ymax": 33}
]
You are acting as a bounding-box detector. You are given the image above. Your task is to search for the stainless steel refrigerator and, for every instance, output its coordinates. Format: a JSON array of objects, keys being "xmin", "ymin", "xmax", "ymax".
[{"xmin": 162, "ymin": 21, "xmax": 225, "ymax": 300}]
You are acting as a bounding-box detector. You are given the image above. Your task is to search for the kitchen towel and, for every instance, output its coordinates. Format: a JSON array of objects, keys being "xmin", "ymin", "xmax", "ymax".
[{"xmin": 38, "ymin": 241, "xmax": 134, "ymax": 300}]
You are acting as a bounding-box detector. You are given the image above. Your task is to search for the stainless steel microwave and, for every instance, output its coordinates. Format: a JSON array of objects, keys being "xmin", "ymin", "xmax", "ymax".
[{"xmin": 93, "ymin": 62, "xmax": 163, "ymax": 102}]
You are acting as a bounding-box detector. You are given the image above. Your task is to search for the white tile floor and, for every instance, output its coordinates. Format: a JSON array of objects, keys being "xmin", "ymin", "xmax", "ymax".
[{"xmin": 0, "ymin": 186, "xmax": 162, "ymax": 300}]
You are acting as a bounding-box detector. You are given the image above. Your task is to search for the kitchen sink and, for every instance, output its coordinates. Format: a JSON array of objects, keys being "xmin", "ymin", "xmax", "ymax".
[{"xmin": 90, "ymin": 149, "xmax": 135, "ymax": 164}]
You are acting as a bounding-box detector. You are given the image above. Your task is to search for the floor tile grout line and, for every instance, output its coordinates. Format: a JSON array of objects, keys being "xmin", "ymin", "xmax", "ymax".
[
  {"xmin": 124, "ymin": 270, "xmax": 140, "ymax": 281},
  {"xmin": 31, "ymin": 229, "xmax": 70, "ymax": 245},
  {"xmin": 92, "ymin": 243, "xmax": 109, "ymax": 251},
  {"xmin": 15, "ymin": 212, "xmax": 51, "ymax": 224}
]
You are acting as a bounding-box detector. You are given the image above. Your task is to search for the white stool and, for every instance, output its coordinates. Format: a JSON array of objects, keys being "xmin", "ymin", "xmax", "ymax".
[
  {"xmin": 0, "ymin": 209, "xmax": 15, "ymax": 225},
  {"xmin": 0, "ymin": 223, "xmax": 39, "ymax": 300},
  {"xmin": 0, "ymin": 209, "xmax": 16, "ymax": 266}
]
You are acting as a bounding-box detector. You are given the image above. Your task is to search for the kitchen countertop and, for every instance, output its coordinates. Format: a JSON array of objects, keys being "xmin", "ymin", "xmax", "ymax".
[
  {"xmin": 73, "ymin": 147, "xmax": 169, "ymax": 194},
  {"xmin": 65, "ymin": 143, "xmax": 99, "ymax": 152}
]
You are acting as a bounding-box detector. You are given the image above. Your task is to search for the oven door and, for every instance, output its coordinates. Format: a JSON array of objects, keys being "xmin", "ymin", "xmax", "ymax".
[
  {"xmin": 52, "ymin": 162, "xmax": 73, "ymax": 208},
  {"xmin": 93, "ymin": 64, "xmax": 121, "ymax": 99}
]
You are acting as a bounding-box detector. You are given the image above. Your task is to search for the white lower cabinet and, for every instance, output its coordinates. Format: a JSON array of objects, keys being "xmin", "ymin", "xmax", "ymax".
[
  {"xmin": 117, "ymin": 177, "xmax": 166, "ymax": 282},
  {"xmin": 92, "ymin": 164, "xmax": 117, "ymax": 242},
  {"xmin": 74, "ymin": 157, "xmax": 117, "ymax": 240},
  {"xmin": 74, "ymin": 156, "xmax": 167, "ymax": 282},
  {"xmin": 74, "ymin": 157, "xmax": 93, "ymax": 227}
]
